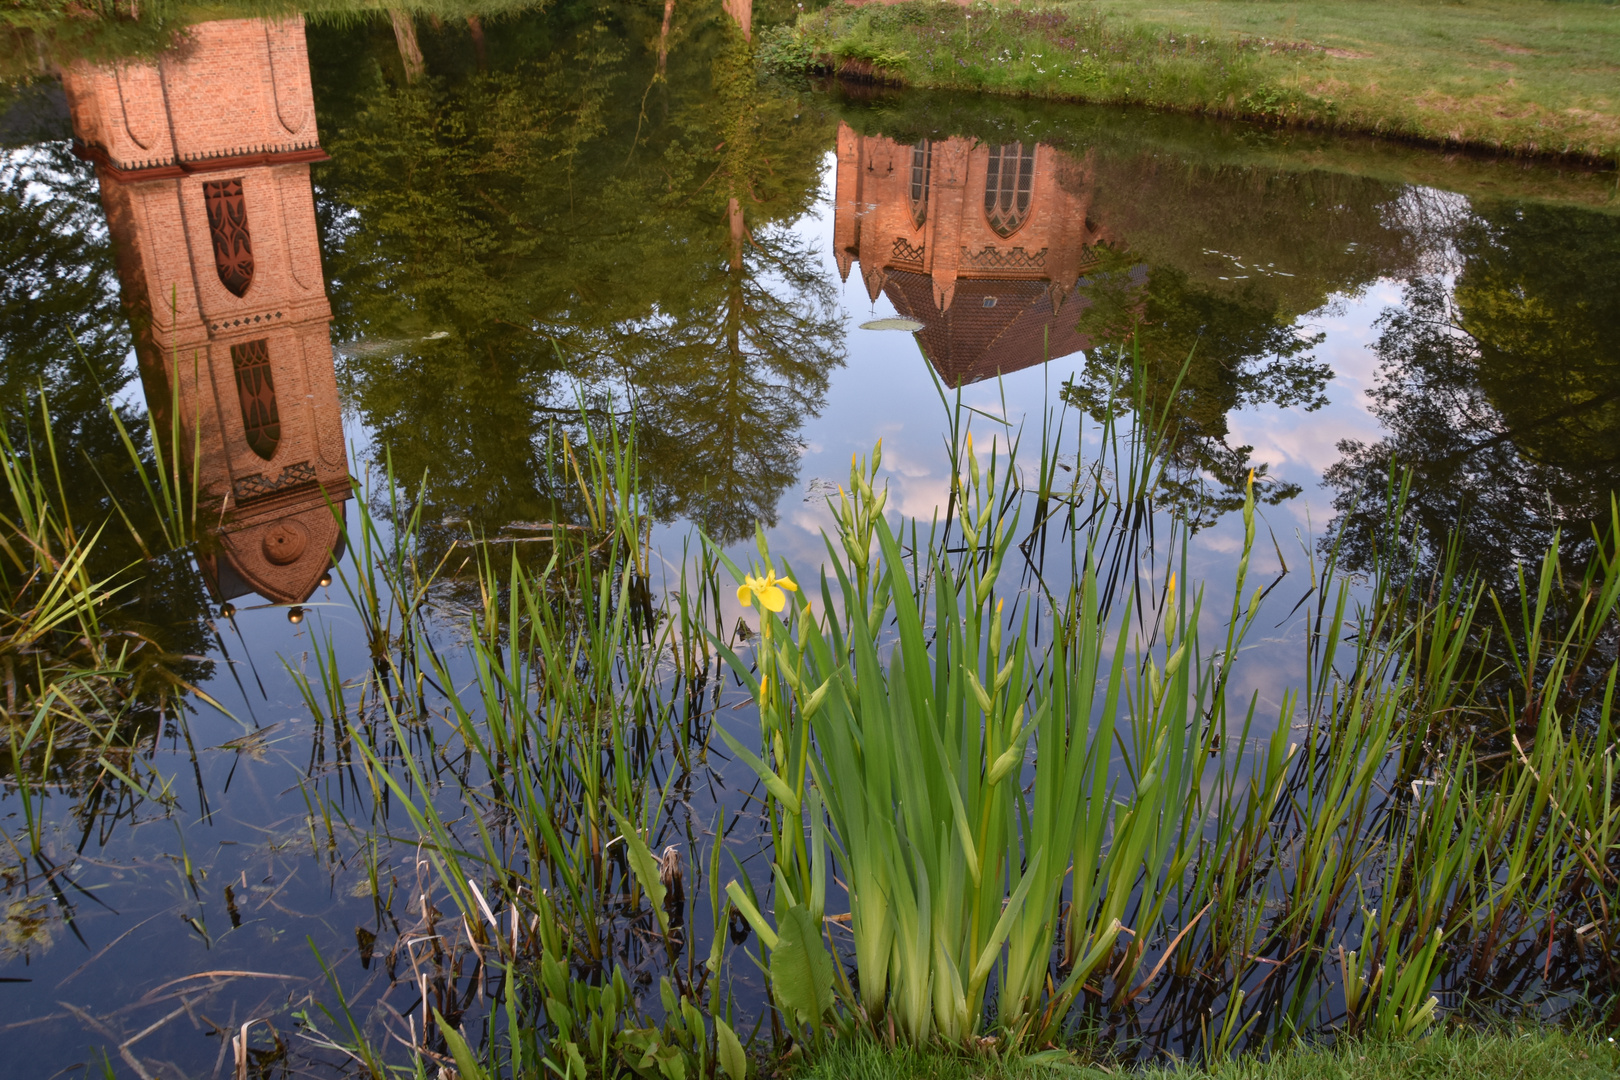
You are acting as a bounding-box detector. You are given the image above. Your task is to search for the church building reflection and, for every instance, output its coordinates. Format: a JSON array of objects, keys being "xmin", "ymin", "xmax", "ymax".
[
  {"xmin": 62, "ymin": 18, "xmax": 349, "ymax": 612},
  {"xmin": 833, "ymin": 123, "xmax": 1118, "ymax": 386}
]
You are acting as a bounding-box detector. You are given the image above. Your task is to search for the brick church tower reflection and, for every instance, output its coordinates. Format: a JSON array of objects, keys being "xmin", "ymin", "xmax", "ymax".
[
  {"xmin": 833, "ymin": 124, "xmax": 1121, "ymax": 387},
  {"xmin": 61, "ymin": 18, "xmax": 350, "ymax": 611}
]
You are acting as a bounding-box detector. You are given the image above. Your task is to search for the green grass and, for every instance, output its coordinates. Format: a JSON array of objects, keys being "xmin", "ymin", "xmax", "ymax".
[
  {"xmin": 0, "ymin": 0, "xmax": 544, "ymax": 81},
  {"xmin": 779, "ymin": 0, "xmax": 1620, "ymax": 161},
  {"xmin": 824, "ymin": 87, "xmax": 1620, "ymax": 213},
  {"xmin": 799, "ymin": 1029, "xmax": 1620, "ymax": 1080}
]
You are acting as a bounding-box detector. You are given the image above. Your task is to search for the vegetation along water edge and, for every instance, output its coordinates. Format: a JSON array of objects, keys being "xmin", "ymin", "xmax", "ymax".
[
  {"xmin": 2, "ymin": 2, "xmax": 1620, "ymax": 1076},
  {"xmin": 763, "ymin": 0, "xmax": 1620, "ymax": 164},
  {"xmin": 9, "ymin": 357, "xmax": 1620, "ymax": 1075}
]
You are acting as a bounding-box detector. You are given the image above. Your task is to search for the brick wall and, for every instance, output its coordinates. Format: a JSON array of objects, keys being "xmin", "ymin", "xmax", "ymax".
[
  {"xmin": 833, "ymin": 123, "xmax": 1114, "ymax": 384},
  {"xmin": 65, "ymin": 18, "xmax": 349, "ymax": 607}
]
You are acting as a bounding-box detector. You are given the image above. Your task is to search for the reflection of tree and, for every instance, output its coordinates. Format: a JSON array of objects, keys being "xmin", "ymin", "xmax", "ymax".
[
  {"xmin": 624, "ymin": 220, "xmax": 841, "ymax": 541},
  {"xmin": 1324, "ymin": 202, "xmax": 1620, "ymax": 587},
  {"xmin": 617, "ymin": 18, "xmax": 840, "ymax": 542},
  {"xmin": 1033, "ymin": 160, "xmax": 1416, "ymax": 528},
  {"xmin": 311, "ymin": 3, "xmax": 842, "ymax": 541},
  {"xmin": 0, "ymin": 148, "xmax": 214, "ymax": 694},
  {"xmin": 0, "ymin": 146, "xmax": 127, "ymax": 440},
  {"xmin": 1061, "ymin": 251, "xmax": 1329, "ymax": 527}
]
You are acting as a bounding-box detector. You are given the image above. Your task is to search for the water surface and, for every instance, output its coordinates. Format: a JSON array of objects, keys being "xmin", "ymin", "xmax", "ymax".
[{"xmin": 2, "ymin": 5, "xmax": 1619, "ymax": 1075}]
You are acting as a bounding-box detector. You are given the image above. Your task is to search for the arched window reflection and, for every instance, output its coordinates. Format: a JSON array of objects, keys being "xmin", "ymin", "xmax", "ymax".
[
  {"xmin": 203, "ymin": 178, "xmax": 255, "ymax": 297},
  {"xmin": 231, "ymin": 338, "xmax": 281, "ymax": 460},
  {"xmin": 984, "ymin": 143, "xmax": 1035, "ymax": 238},
  {"xmin": 909, "ymin": 141, "xmax": 931, "ymax": 229}
]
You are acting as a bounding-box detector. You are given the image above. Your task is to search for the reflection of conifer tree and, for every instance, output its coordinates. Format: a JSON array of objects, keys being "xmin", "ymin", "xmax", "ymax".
[
  {"xmin": 1325, "ymin": 202, "xmax": 1620, "ymax": 588},
  {"xmin": 313, "ymin": 3, "xmax": 841, "ymax": 540},
  {"xmin": 619, "ymin": 17, "xmax": 841, "ymax": 542},
  {"xmin": 625, "ymin": 218, "xmax": 841, "ymax": 543}
]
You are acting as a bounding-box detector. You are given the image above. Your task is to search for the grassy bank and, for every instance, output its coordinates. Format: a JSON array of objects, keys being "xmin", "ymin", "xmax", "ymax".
[
  {"xmin": 772, "ymin": 0, "xmax": 1620, "ymax": 162},
  {"xmin": 804, "ymin": 1029, "xmax": 1620, "ymax": 1080},
  {"xmin": 826, "ymin": 86, "xmax": 1620, "ymax": 211}
]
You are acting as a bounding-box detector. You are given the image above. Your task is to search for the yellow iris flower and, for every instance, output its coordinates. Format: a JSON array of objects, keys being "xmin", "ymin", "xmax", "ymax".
[{"xmin": 737, "ymin": 570, "xmax": 798, "ymax": 613}]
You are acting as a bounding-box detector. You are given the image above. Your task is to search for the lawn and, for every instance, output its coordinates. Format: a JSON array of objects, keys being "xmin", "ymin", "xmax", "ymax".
[
  {"xmin": 800, "ymin": 1028, "xmax": 1620, "ymax": 1080},
  {"xmin": 778, "ymin": 0, "xmax": 1620, "ymax": 160}
]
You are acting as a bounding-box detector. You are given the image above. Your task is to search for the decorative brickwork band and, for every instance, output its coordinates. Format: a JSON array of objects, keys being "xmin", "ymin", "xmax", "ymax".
[
  {"xmin": 203, "ymin": 178, "xmax": 255, "ymax": 296},
  {"xmin": 961, "ymin": 245, "xmax": 1048, "ymax": 272},
  {"xmin": 891, "ymin": 237, "xmax": 926, "ymax": 268},
  {"xmin": 232, "ymin": 461, "xmax": 317, "ymax": 504},
  {"xmin": 71, "ymin": 140, "xmax": 330, "ymax": 181},
  {"xmin": 230, "ymin": 338, "xmax": 280, "ymax": 460},
  {"xmin": 984, "ymin": 143, "xmax": 1036, "ymax": 238}
]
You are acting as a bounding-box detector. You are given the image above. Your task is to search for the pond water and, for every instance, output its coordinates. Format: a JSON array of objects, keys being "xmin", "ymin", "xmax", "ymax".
[{"xmin": 2, "ymin": 5, "xmax": 1619, "ymax": 1077}]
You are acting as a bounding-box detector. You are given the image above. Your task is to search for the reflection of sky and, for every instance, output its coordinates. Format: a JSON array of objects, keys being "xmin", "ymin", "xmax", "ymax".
[
  {"xmin": 0, "ymin": 131, "xmax": 1441, "ymax": 1075},
  {"xmin": 205, "ymin": 145, "xmax": 1417, "ymax": 907},
  {"xmin": 656, "ymin": 153, "xmax": 1408, "ymax": 736},
  {"xmin": 190, "ymin": 149, "xmax": 1418, "ymax": 900}
]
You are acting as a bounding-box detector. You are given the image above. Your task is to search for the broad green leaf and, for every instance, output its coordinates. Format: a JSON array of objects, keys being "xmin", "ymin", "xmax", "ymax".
[
  {"xmin": 768, "ymin": 903, "xmax": 835, "ymax": 1027},
  {"xmin": 715, "ymin": 1016, "xmax": 748, "ymax": 1080},
  {"xmin": 564, "ymin": 1039, "xmax": 588, "ymax": 1080}
]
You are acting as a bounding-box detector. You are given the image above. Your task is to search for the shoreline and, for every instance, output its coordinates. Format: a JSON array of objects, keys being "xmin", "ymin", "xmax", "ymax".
[
  {"xmin": 817, "ymin": 81, "xmax": 1620, "ymax": 212},
  {"xmin": 812, "ymin": 60, "xmax": 1620, "ymax": 171},
  {"xmin": 763, "ymin": 0, "xmax": 1620, "ymax": 168}
]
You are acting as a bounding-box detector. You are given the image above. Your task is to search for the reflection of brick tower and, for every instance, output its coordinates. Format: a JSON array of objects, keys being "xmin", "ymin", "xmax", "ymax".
[
  {"xmin": 62, "ymin": 18, "xmax": 349, "ymax": 607},
  {"xmin": 833, "ymin": 123, "xmax": 1110, "ymax": 386}
]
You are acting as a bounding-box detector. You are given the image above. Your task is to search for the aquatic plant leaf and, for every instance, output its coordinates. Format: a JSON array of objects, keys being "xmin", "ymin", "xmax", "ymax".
[
  {"xmin": 434, "ymin": 1009, "xmax": 491, "ymax": 1080},
  {"xmin": 609, "ymin": 804, "xmax": 670, "ymax": 935},
  {"xmin": 725, "ymin": 880, "xmax": 778, "ymax": 949},
  {"xmin": 715, "ymin": 1016, "xmax": 748, "ymax": 1080},
  {"xmin": 716, "ymin": 723, "xmax": 801, "ymax": 815},
  {"xmin": 768, "ymin": 903, "xmax": 835, "ymax": 1028}
]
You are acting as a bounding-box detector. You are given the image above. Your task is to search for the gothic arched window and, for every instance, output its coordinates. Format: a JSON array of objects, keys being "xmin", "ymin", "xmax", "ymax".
[
  {"xmin": 984, "ymin": 143, "xmax": 1035, "ymax": 238},
  {"xmin": 203, "ymin": 178, "xmax": 254, "ymax": 297},
  {"xmin": 231, "ymin": 339, "xmax": 280, "ymax": 461},
  {"xmin": 909, "ymin": 141, "xmax": 932, "ymax": 229}
]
